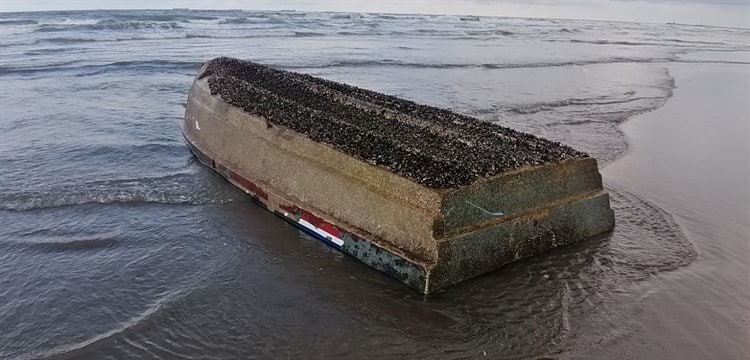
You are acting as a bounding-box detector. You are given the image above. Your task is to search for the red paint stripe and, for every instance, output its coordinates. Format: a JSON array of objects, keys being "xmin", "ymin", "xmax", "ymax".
[
  {"xmin": 279, "ymin": 204, "xmax": 298, "ymax": 215},
  {"xmin": 187, "ymin": 137, "xmax": 345, "ymax": 241},
  {"xmin": 319, "ymin": 222, "xmax": 342, "ymax": 239},
  {"xmin": 301, "ymin": 210, "xmax": 342, "ymax": 239},
  {"xmin": 301, "ymin": 211, "xmax": 323, "ymax": 227},
  {"xmin": 229, "ymin": 171, "xmax": 269, "ymax": 201},
  {"xmin": 215, "ymin": 163, "xmax": 231, "ymax": 178}
]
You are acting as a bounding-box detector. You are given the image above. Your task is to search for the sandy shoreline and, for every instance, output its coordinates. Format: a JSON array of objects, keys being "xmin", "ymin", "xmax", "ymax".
[
  {"xmin": 2, "ymin": 9, "xmax": 748, "ymax": 358},
  {"xmin": 586, "ymin": 62, "xmax": 750, "ymax": 359}
]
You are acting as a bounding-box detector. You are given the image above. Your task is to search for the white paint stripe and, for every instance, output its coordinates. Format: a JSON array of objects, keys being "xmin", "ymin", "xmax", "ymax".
[{"xmin": 298, "ymin": 219, "xmax": 344, "ymax": 247}]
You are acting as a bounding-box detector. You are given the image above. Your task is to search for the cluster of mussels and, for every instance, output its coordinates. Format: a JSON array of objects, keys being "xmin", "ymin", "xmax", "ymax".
[{"xmin": 199, "ymin": 57, "xmax": 587, "ymax": 188}]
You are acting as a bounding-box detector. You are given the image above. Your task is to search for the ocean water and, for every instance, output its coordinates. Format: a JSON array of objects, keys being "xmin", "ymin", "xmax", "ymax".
[{"xmin": 0, "ymin": 9, "xmax": 748, "ymax": 359}]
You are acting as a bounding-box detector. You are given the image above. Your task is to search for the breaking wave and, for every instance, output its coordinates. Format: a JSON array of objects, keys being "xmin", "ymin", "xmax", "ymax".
[
  {"xmin": 0, "ymin": 19, "xmax": 38, "ymax": 25},
  {"xmin": 217, "ymin": 17, "xmax": 253, "ymax": 24},
  {"xmin": 0, "ymin": 59, "xmax": 200, "ymax": 76},
  {"xmin": 282, "ymin": 57, "xmax": 674, "ymax": 70},
  {"xmin": 32, "ymin": 37, "xmax": 99, "ymax": 44},
  {"xmin": 0, "ymin": 173, "xmax": 239, "ymax": 212},
  {"xmin": 293, "ymin": 31, "xmax": 326, "ymax": 37},
  {"xmin": 0, "ymin": 191, "xmax": 230, "ymax": 212},
  {"xmin": 8, "ymin": 230, "xmax": 122, "ymax": 252},
  {"xmin": 34, "ymin": 19, "xmax": 184, "ymax": 32},
  {"xmin": 465, "ymin": 29, "xmax": 515, "ymax": 36},
  {"xmin": 23, "ymin": 47, "xmax": 87, "ymax": 56},
  {"xmin": 567, "ymin": 39, "xmax": 727, "ymax": 47},
  {"xmin": 506, "ymin": 95, "xmax": 669, "ymax": 115}
]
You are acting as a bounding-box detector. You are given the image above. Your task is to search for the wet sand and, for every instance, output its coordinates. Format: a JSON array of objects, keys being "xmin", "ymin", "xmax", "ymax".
[
  {"xmin": 2, "ymin": 10, "xmax": 748, "ymax": 358},
  {"xmin": 588, "ymin": 63, "xmax": 750, "ymax": 359}
]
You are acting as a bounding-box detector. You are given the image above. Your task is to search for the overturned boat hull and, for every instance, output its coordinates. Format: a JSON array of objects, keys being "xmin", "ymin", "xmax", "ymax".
[{"xmin": 183, "ymin": 59, "xmax": 615, "ymax": 293}]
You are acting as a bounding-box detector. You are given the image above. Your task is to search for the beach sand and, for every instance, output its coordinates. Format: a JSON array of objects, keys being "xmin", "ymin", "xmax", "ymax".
[
  {"xmin": 581, "ymin": 63, "xmax": 750, "ymax": 359},
  {"xmin": 1, "ymin": 9, "xmax": 748, "ymax": 358}
]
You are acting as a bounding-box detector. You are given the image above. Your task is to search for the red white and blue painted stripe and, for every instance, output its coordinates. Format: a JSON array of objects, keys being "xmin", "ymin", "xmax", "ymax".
[
  {"xmin": 281, "ymin": 204, "xmax": 344, "ymax": 248},
  {"xmin": 184, "ymin": 135, "xmax": 346, "ymax": 249}
]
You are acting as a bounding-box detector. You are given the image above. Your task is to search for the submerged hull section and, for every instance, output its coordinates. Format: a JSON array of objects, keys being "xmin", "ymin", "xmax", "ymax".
[{"xmin": 183, "ymin": 59, "xmax": 615, "ymax": 293}]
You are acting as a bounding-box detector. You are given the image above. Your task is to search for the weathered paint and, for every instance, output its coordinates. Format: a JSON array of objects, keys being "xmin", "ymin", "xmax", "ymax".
[
  {"xmin": 183, "ymin": 62, "xmax": 615, "ymax": 293},
  {"xmin": 184, "ymin": 135, "xmax": 429, "ymax": 287}
]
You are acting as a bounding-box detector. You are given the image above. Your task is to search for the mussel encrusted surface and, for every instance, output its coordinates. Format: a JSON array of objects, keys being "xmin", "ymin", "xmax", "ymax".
[{"xmin": 200, "ymin": 57, "xmax": 587, "ymax": 188}]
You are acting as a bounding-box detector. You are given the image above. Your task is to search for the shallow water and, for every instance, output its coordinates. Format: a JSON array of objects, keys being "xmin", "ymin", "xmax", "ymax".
[
  {"xmin": 598, "ymin": 63, "xmax": 750, "ymax": 360},
  {"xmin": 0, "ymin": 9, "xmax": 748, "ymax": 359}
]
